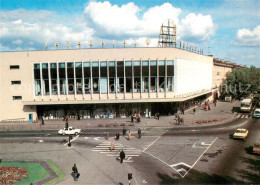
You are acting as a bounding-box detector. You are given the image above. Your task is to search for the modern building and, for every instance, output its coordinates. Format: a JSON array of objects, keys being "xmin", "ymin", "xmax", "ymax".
[{"xmin": 0, "ymin": 47, "xmax": 215, "ymax": 122}]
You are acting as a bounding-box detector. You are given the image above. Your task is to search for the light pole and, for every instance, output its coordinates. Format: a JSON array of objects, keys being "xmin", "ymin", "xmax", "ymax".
[
  {"xmin": 134, "ymin": 40, "xmax": 137, "ymax": 48},
  {"xmin": 88, "ymin": 40, "xmax": 94, "ymax": 48},
  {"xmin": 44, "ymin": 41, "xmax": 48, "ymax": 50},
  {"xmin": 145, "ymin": 39, "xmax": 151, "ymax": 47},
  {"xmin": 100, "ymin": 40, "xmax": 105, "ymax": 48},
  {"xmin": 112, "ymin": 40, "xmax": 115, "ymax": 48},
  {"xmin": 77, "ymin": 41, "xmax": 81, "ymax": 49},
  {"xmin": 55, "ymin": 42, "xmax": 59, "ymax": 50},
  {"xmin": 66, "ymin": 41, "xmax": 70, "ymax": 50},
  {"xmin": 122, "ymin": 40, "xmax": 126, "ymax": 48}
]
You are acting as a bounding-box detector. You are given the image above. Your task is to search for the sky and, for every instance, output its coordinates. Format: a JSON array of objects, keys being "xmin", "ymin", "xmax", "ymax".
[{"xmin": 0, "ymin": 0, "xmax": 259, "ymax": 67}]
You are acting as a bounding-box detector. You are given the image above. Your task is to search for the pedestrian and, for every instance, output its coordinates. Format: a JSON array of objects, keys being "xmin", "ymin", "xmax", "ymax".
[
  {"xmin": 127, "ymin": 131, "xmax": 131, "ymax": 140},
  {"xmin": 122, "ymin": 128, "xmax": 126, "ymax": 136},
  {"xmin": 208, "ymin": 104, "xmax": 211, "ymax": 110},
  {"xmin": 157, "ymin": 113, "xmax": 160, "ymax": 120},
  {"xmin": 214, "ymin": 100, "xmax": 217, "ymax": 107},
  {"xmin": 131, "ymin": 114, "xmax": 133, "ymax": 123},
  {"xmin": 193, "ymin": 108, "xmax": 196, "ymax": 115},
  {"xmin": 138, "ymin": 128, "xmax": 141, "ymax": 139},
  {"xmin": 120, "ymin": 149, "xmax": 125, "ymax": 163},
  {"xmin": 110, "ymin": 140, "xmax": 115, "ymax": 150},
  {"xmin": 182, "ymin": 108, "xmax": 185, "ymax": 115},
  {"xmin": 72, "ymin": 164, "xmax": 79, "ymax": 181},
  {"xmin": 115, "ymin": 132, "xmax": 120, "ymax": 140},
  {"xmin": 41, "ymin": 116, "xmax": 45, "ymax": 125}
]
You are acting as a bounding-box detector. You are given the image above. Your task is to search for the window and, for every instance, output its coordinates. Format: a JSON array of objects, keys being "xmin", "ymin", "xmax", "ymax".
[
  {"xmin": 10, "ymin": 65, "xmax": 19, "ymax": 69},
  {"xmin": 13, "ymin": 96, "xmax": 22, "ymax": 100},
  {"xmin": 11, "ymin": 81, "xmax": 21, "ymax": 85}
]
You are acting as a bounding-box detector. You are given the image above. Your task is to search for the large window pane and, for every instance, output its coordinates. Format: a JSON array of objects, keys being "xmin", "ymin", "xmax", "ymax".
[
  {"xmin": 67, "ymin": 62, "xmax": 74, "ymax": 94},
  {"xmin": 42, "ymin": 63, "xmax": 49, "ymax": 95}
]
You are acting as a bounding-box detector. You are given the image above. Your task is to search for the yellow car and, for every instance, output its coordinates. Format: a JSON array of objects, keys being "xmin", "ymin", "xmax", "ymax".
[{"xmin": 233, "ymin": 128, "xmax": 249, "ymax": 141}]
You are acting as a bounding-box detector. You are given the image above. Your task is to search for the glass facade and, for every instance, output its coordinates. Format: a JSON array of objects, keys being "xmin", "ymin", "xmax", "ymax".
[{"xmin": 33, "ymin": 60, "xmax": 174, "ymax": 96}]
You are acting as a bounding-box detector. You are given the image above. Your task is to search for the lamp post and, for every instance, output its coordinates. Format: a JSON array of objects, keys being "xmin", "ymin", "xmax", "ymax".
[
  {"xmin": 55, "ymin": 42, "xmax": 59, "ymax": 50},
  {"xmin": 145, "ymin": 39, "xmax": 151, "ymax": 47},
  {"xmin": 122, "ymin": 40, "xmax": 126, "ymax": 48},
  {"xmin": 134, "ymin": 40, "xmax": 137, "ymax": 48},
  {"xmin": 88, "ymin": 40, "xmax": 94, "ymax": 48},
  {"xmin": 66, "ymin": 41, "xmax": 70, "ymax": 50},
  {"xmin": 77, "ymin": 41, "xmax": 81, "ymax": 49},
  {"xmin": 100, "ymin": 40, "xmax": 105, "ymax": 48},
  {"xmin": 44, "ymin": 41, "xmax": 48, "ymax": 50},
  {"xmin": 112, "ymin": 40, "xmax": 115, "ymax": 48}
]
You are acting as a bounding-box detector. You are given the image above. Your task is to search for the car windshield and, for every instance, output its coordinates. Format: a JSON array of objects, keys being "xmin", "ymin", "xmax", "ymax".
[
  {"xmin": 254, "ymin": 110, "xmax": 260, "ymax": 114},
  {"xmin": 236, "ymin": 130, "xmax": 246, "ymax": 133}
]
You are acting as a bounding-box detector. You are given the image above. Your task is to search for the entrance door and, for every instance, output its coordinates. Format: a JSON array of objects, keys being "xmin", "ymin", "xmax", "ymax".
[{"xmin": 29, "ymin": 113, "xmax": 33, "ymax": 122}]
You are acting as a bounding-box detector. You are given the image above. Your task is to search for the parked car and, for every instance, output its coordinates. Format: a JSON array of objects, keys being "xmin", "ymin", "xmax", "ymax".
[
  {"xmin": 252, "ymin": 142, "xmax": 260, "ymax": 155},
  {"xmin": 233, "ymin": 128, "xmax": 248, "ymax": 141},
  {"xmin": 253, "ymin": 108, "xmax": 260, "ymax": 118},
  {"xmin": 58, "ymin": 126, "xmax": 82, "ymax": 135},
  {"xmin": 224, "ymin": 95, "xmax": 232, "ymax": 102}
]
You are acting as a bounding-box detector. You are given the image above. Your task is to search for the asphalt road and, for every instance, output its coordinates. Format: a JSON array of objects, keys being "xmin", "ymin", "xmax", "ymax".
[{"xmin": 1, "ymin": 117, "xmax": 259, "ymax": 184}]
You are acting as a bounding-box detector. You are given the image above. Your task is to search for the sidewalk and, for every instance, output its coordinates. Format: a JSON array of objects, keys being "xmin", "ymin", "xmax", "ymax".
[{"xmin": 0, "ymin": 101, "xmax": 240, "ymax": 131}]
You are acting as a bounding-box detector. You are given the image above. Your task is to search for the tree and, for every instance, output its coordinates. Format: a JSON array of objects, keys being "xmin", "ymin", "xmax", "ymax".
[{"xmin": 221, "ymin": 66, "xmax": 260, "ymax": 99}]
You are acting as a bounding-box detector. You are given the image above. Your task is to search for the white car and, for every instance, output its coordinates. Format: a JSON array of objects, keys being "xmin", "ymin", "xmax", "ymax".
[{"xmin": 58, "ymin": 127, "xmax": 82, "ymax": 135}]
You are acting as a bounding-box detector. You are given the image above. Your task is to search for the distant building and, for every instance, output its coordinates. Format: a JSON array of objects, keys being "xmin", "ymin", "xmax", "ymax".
[
  {"xmin": 212, "ymin": 57, "xmax": 244, "ymax": 98},
  {"xmin": 1, "ymin": 47, "xmax": 215, "ymax": 122}
]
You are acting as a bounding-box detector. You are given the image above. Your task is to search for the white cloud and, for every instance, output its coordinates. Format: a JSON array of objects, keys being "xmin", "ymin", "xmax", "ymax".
[
  {"xmin": 83, "ymin": 1, "xmax": 214, "ymax": 44},
  {"xmin": 232, "ymin": 25, "xmax": 260, "ymax": 47},
  {"xmin": 179, "ymin": 13, "xmax": 216, "ymax": 42},
  {"xmin": 0, "ymin": 9, "xmax": 94, "ymax": 50},
  {"xmin": 12, "ymin": 40, "xmax": 23, "ymax": 45},
  {"xmin": 0, "ymin": 2, "xmax": 216, "ymax": 50}
]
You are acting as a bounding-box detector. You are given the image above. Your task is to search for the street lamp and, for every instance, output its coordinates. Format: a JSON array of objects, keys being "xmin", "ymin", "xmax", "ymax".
[
  {"xmin": 55, "ymin": 42, "xmax": 59, "ymax": 50},
  {"xmin": 145, "ymin": 39, "xmax": 151, "ymax": 47},
  {"xmin": 112, "ymin": 40, "xmax": 116, "ymax": 48},
  {"xmin": 66, "ymin": 41, "xmax": 70, "ymax": 50},
  {"xmin": 77, "ymin": 41, "xmax": 81, "ymax": 49},
  {"xmin": 100, "ymin": 40, "xmax": 105, "ymax": 48},
  {"xmin": 134, "ymin": 40, "xmax": 137, "ymax": 48},
  {"xmin": 44, "ymin": 41, "xmax": 48, "ymax": 50},
  {"xmin": 88, "ymin": 40, "xmax": 94, "ymax": 48},
  {"xmin": 122, "ymin": 40, "xmax": 126, "ymax": 48}
]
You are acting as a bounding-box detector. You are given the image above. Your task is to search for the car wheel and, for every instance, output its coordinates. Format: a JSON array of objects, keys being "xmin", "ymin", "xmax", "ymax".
[{"xmin": 75, "ymin": 132, "xmax": 79, "ymax": 135}]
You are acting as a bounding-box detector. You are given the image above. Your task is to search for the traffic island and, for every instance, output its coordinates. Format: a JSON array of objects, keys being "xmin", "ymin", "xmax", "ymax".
[{"xmin": 0, "ymin": 159, "xmax": 64, "ymax": 185}]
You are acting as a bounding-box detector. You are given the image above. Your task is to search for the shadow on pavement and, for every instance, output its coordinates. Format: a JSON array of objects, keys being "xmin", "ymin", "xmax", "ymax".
[
  {"xmin": 236, "ymin": 156, "xmax": 260, "ymax": 184},
  {"xmin": 157, "ymin": 169, "xmax": 243, "ymax": 184}
]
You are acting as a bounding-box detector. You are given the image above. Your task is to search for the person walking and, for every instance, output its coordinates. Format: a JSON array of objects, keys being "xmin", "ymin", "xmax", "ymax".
[
  {"xmin": 138, "ymin": 128, "xmax": 141, "ymax": 139},
  {"xmin": 122, "ymin": 128, "xmax": 126, "ymax": 136},
  {"xmin": 131, "ymin": 114, "xmax": 134, "ymax": 123},
  {"xmin": 157, "ymin": 113, "xmax": 160, "ymax": 120},
  {"xmin": 110, "ymin": 140, "xmax": 115, "ymax": 150},
  {"xmin": 193, "ymin": 108, "xmax": 196, "ymax": 115},
  {"xmin": 127, "ymin": 131, "xmax": 131, "ymax": 140},
  {"xmin": 120, "ymin": 150, "xmax": 126, "ymax": 163},
  {"xmin": 72, "ymin": 164, "xmax": 79, "ymax": 181}
]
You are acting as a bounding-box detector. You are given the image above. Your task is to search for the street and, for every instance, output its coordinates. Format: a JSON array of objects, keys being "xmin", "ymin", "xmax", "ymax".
[{"xmin": 0, "ymin": 116, "xmax": 259, "ymax": 184}]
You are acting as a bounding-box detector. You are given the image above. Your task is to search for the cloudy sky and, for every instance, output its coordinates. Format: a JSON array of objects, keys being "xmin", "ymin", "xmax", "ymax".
[{"xmin": 1, "ymin": 0, "xmax": 259, "ymax": 66}]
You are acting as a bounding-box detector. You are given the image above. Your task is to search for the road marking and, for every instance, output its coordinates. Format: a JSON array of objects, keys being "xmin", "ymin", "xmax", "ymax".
[
  {"xmin": 192, "ymin": 142, "xmax": 211, "ymax": 148},
  {"xmin": 191, "ymin": 130, "xmax": 200, "ymax": 132},
  {"xmin": 143, "ymin": 136, "xmax": 161, "ymax": 152},
  {"xmin": 84, "ymin": 137, "xmax": 88, "ymax": 139},
  {"xmin": 228, "ymin": 120, "xmax": 248, "ymax": 129},
  {"xmin": 94, "ymin": 137, "xmax": 100, "ymax": 141},
  {"xmin": 183, "ymin": 137, "xmax": 218, "ymax": 178},
  {"xmin": 64, "ymin": 135, "xmax": 79, "ymax": 146},
  {"xmin": 143, "ymin": 151, "xmax": 182, "ymax": 177},
  {"xmin": 38, "ymin": 140, "xmax": 44, "ymax": 143},
  {"xmin": 143, "ymin": 179, "xmax": 147, "ymax": 184}
]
